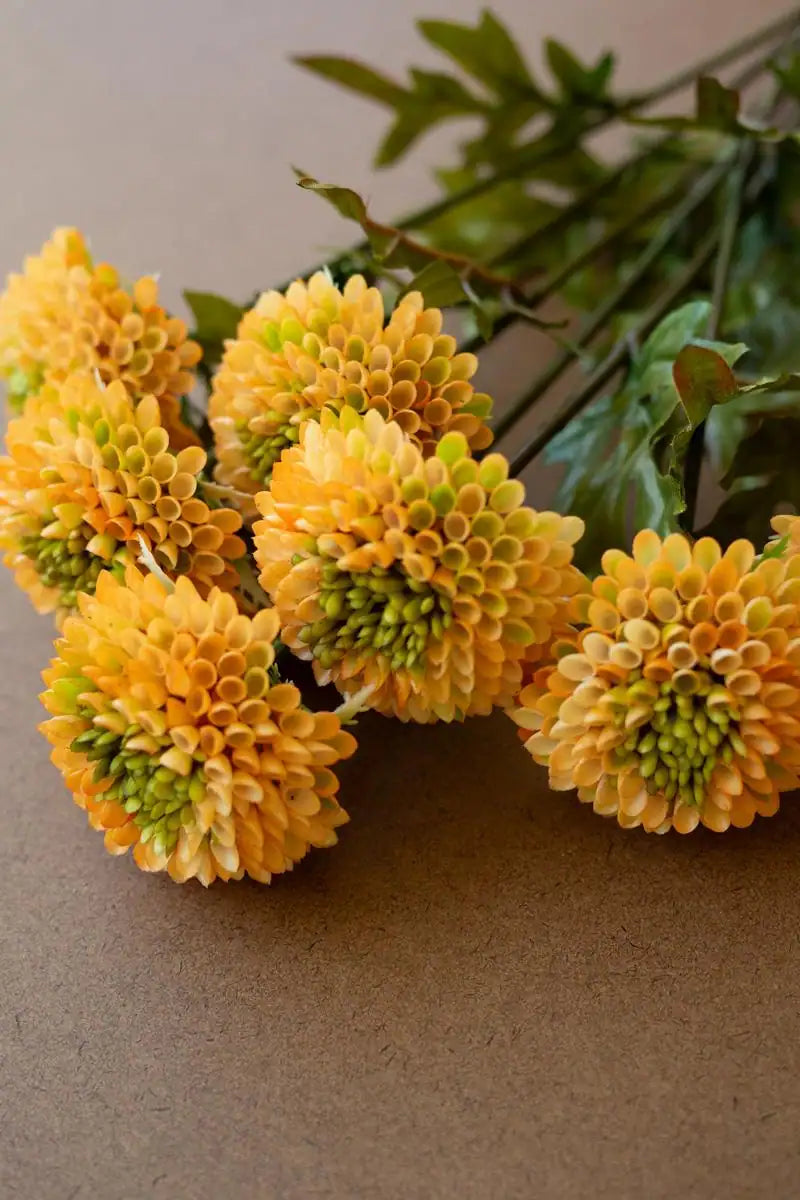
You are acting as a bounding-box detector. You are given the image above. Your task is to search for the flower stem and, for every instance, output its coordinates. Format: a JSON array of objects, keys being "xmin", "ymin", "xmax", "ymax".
[
  {"xmin": 492, "ymin": 155, "xmax": 732, "ymax": 445},
  {"xmin": 507, "ymin": 156, "xmax": 774, "ymax": 477}
]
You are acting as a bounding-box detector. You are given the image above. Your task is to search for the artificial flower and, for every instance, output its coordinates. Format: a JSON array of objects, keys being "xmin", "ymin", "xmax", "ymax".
[
  {"xmin": 0, "ymin": 226, "xmax": 201, "ymax": 446},
  {"xmin": 253, "ymin": 407, "xmax": 585, "ymax": 722},
  {"xmin": 210, "ymin": 271, "xmax": 493, "ymax": 501},
  {"xmin": 40, "ymin": 565, "xmax": 357, "ymax": 884},
  {"xmin": 511, "ymin": 530, "xmax": 800, "ymax": 832},
  {"xmin": 0, "ymin": 375, "xmax": 245, "ymax": 619}
]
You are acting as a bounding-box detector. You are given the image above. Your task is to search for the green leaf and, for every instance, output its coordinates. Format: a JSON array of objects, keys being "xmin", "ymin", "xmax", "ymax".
[
  {"xmin": 672, "ymin": 342, "xmax": 742, "ymax": 425},
  {"xmin": 402, "ymin": 262, "xmax": 471, "ymax": 308},
  {"xmin": 545, "ymin": 301, "xmax": 742, "ymax": 569},
  {"xmin": 704, "ymin": 417, "xmax": 800, "ymax": 545},
  {"xmin": 183, "ymin": 290, "xmax": 246, "ymax": 376},
  {"xmin": 296, "ymin": 49, "xmax": 488, "ymax": 167},
  {"xmin": 184, "ymin": 291, "xmax": 245, "ymax": 343},
  {"xmin": 295, "ymin": 176, "xmax": 414, "ymax": 263},
  {"xmin": 630, "ymin": 75, "xmax": 785, "ymax": 140},
  {"xmin": 420, "ymin": 180, "xmax": 558, "ymax": 262},
  {"xmin": 773, "ymin": 53, "xmax": 800, "ymax": 100},
  {"xmin": 418, "ymin": 11, "xmax": 536, "ymax": 99},
  {"xmin": 293, "ymin": 56, "xmax": 406, "ymax": 106},
  {"xmin": 375, "ymin": 69, "xmax": 487, "ymax": 166},
  {"xmin": 545, "ymin": 40, "xmax": 614, "ymax": 102},
  {"xmin": 296, "ymin": 176, "xmax": 523, "ymax": 338},
  {"xmin": 696, "ymin": 76, "xmax": 740, "ymax": 132}
]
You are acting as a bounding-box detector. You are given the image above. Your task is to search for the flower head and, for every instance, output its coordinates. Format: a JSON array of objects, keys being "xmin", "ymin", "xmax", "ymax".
[
  {"xmin": 0, "ymin": 227, "xmax": 201, "ymax": 446},
  {"xmin": 253, "ymin": 407, "xmax": 584, "ymax": 722},
  {"xmin": 0, "ymin": 375, "xmax": 245, "ymax": 618},
  {"xmin": 40, "ymin": 566, "xmax": 357, "ymax": 885},
  {"xmin": 210, "ymin": 271, "xmax": 493, "ymax": 499},
  {"xmin": 511, "ymin": 530, "xmax": 800, "ymax": 833},
  {"xmin": 768, "ymin": 513, "xmax": 800, "ymax": 556}
]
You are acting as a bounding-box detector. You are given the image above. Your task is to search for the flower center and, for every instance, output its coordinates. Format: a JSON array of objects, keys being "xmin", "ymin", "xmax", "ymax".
[
  {"xmin": 301, "ymin": 562, "xmax": 453, "ymax": 672},
  {"xmin": 237, "ymin": 417, "xmax": 301, "ymax": 484},
  {"xmin": 70, "ymin": 714, "xmax": 204, "ymax": 858},
  {"xmin": 610, "ymin": 667, "xmax": 743, "ymax": 808},
  {"xmin": 20, "ymin": 524, "xmax": 121, "ymax": 607}
]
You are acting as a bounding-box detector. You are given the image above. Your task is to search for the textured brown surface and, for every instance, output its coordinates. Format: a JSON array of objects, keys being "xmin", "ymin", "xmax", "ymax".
[
  {"xmin": 4, "ymin": 572, "xmax": 800, "ymax": 1200},
  {"xmin": 3, "ymin": 2, "xmax": 800, "ymax": 1197}
]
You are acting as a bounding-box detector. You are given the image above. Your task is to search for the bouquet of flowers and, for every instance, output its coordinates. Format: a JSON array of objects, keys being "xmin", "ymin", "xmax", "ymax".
[{"xmin": 4, "ymin": 9, "xmax": 800, "ymax": 886}]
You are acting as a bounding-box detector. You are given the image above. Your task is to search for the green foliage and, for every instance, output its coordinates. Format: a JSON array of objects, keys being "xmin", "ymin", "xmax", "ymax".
[
  {"xmin": 546, "ymin": 303, "xmax": 747, "ymax": 570},
  {"xmin": 633, "ymin": 76, "xmax": 786, "ymax": 139},
  {"xmin": 295, "ymin": 175, "xmax": 527, "ymax": 336},
  {"xmin": 296, "ymin": 9, "xmax": 618, "ymax": 190},
  {"xmin": 544, "ymin": 40, "xmax": 614, "ymax": 103},
  {"xmin": 288, "ymin": 13, "xmax": 800, "ymax": 567},
  {"xmin": 184, "ymin": 290, "xmax": 245, "ymax": 377}
]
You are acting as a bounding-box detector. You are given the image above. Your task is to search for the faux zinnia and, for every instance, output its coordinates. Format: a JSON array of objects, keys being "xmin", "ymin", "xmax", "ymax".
[
  {"xmin": 210, "ymin": 270, "xmax": 493, "ymax": 501},
  {"xmin": 0, "ymin": 226, "xmax": 201, "ymax": 446},
  {"xmin": 253, "ymin": 407, "xmax": 585, "ymax": 722},
  {"xmin": 40, "ymin": 565, "xmax": 357, "ymax": 884},
  {"xmin": 0, "ymin": 375, "xmax": 245, "ymax": 619},
  {"xmin": 511, "ymin": 530, "xmax": 800, "ymax": 833}
]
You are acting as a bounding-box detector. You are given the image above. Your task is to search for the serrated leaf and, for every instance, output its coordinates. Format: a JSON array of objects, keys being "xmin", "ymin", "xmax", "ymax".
[
  {"xmin": 296, "ymin": 50, "xmax": 488, "ymax": 167},
  {"xmin": 418, "ymin": 12, "xmax": 536, "ymax": 99},
  {"xmin": 545, "ymin": 40, "xmax": 614, "ymax": 102}
]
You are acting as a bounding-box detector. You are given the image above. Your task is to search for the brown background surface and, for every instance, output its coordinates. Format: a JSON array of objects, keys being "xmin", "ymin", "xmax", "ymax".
[{"xmin": 2, "ymin": 3, "xmax": 800, "ymax": 1198}]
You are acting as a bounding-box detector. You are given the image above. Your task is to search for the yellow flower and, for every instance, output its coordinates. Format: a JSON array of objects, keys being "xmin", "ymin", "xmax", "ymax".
[
  {"xmin": 40, "ymin": 566, "xmax": 357, "ymax": 885},
  {"xmin": 210, "ymin": 271, "xmax": 493, "ymax": 500},
  {"xmin": 511, "ymin": 530, "xmax": 800, "ymax": 833},
  {"xmin": 0, "ymin": 375, "xmax": 245, "ymax": 619},
  {"xmin": 768, "ymin": 513, "xmax": 800, "ymax": 555},
  {"xmin": 0, "ymin": 227, "xmax": 201, "ymax": 447},
  {"xmin": 253, "ymin": 407, "xmax": 584, "ymax": 722}
]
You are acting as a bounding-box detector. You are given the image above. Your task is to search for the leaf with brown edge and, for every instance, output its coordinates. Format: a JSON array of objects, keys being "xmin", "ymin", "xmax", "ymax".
[{"xmin": 672, "ymin": 343, "xmax": 741, "ymax": 426}]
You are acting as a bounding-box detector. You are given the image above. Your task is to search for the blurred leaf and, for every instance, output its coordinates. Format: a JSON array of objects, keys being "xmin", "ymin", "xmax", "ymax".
[
  {"xmin": 376, "ymin": 68, "xmax": 487, "ymax": 166},
  {"xmin": 696, "ymin": 76, "xmax": 741, "ymax": 132},
  {"xmin": 705, "ymin": 389, "xmax": 796, "ymax": 479},
  {"xmin": 546, "ymin": 301, "xmax": 745, "ymax": 567},
  {"xmin": 704, "ymin": 417, "xmax": 800, "ymax": 545},
  {"xmin": 184, "ymin": 291, "xmax": 245, "ymax": 343},
  {"xmin": 420, "ymin": 181, "xmax": 559, "ymax": 262},
  {"xmin": 418, "ymin": 11, "xmax": 538, "ymax": 99},
  {"xmin": 631, "ymin": 76, "xmax": 786, "ymax": 139},
  {"xmin": 184, "ymin": 290, "xmax": 245, "ymax": 376},
  {"xmin": 545, "ymin": 40, "xmax": 614, "ymax": 102},
  {"xmin": 401, "ymin": 261, "xmax": 474, "ymax": 308},
  {"xmin": 296, "ymin": 51, "xmax": 487, "ymax": 167},
  {"xmin": 773, "ymin": 52, "xmax": 800, "ymax": 100},
  {"xmin": 292, "ymin": 56, "xmax": 406, "ymax": 106}
]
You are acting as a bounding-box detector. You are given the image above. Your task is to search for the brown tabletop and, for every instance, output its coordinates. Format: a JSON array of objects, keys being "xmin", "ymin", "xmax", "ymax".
[
  {"xmin": 3, "ymin": 565, "xmax": 800, "ymax": 1199},
  {"xmin": 2, "ymin": 2, "xmax": 798, "ymax": 1194}
]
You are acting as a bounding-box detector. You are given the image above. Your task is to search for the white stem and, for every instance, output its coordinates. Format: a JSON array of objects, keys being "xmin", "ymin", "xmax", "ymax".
[
  {"xmin": 334, "ymin": 683, "xmax": 376, "ymax": 724},
  {"xmin": 136, "ymin": 534, "xmax": 175, "ymax": 592}
]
